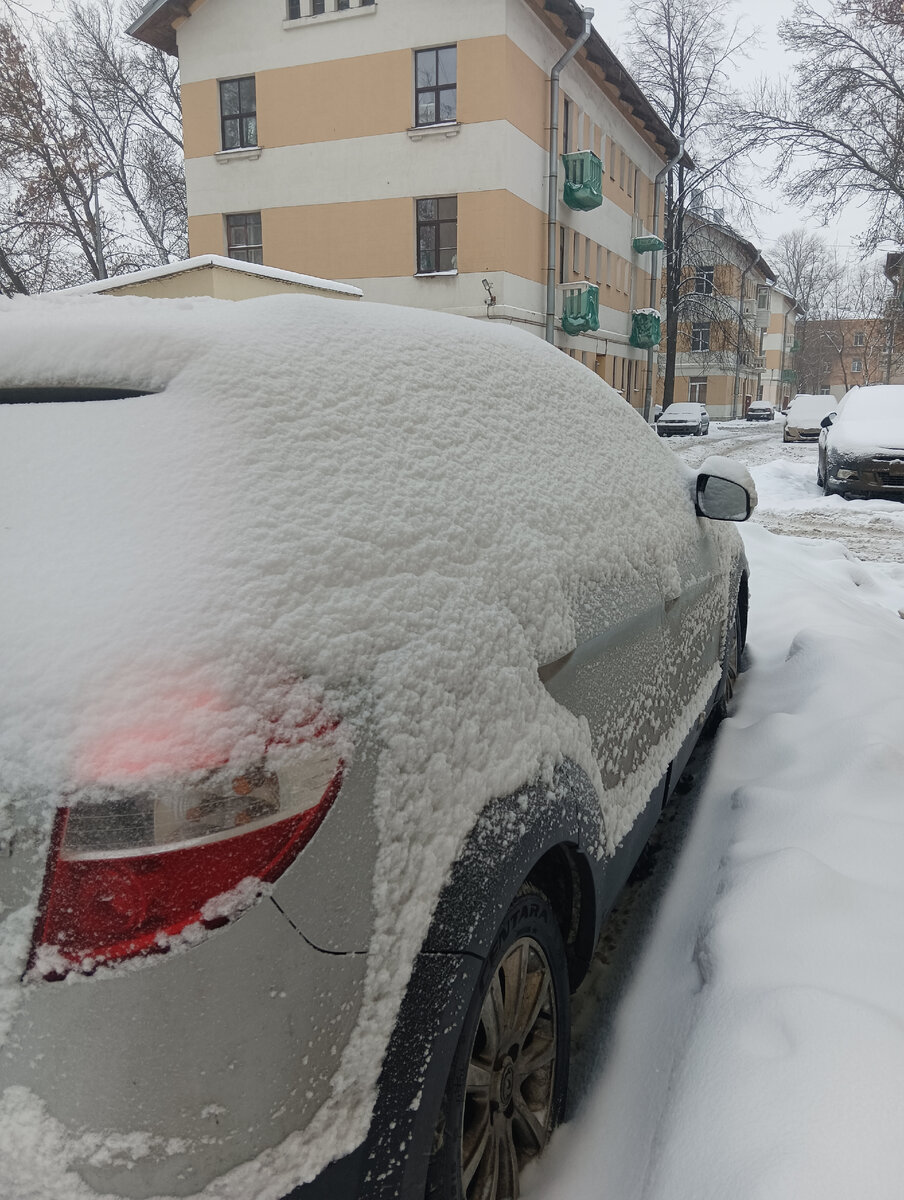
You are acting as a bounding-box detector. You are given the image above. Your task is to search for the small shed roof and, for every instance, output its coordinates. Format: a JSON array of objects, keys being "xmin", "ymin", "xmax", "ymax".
[{"xmin": 59, "ymin": 254, "xmax": 363, "ymax": 300}]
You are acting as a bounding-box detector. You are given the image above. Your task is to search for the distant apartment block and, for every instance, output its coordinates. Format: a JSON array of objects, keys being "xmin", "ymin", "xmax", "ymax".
[
  {"xmin": 131, "ymin": 0, "xmax": 686, "ymax": 408},
  {"xmin": 668, "ymin": 214, "xmax": 800, "ymax": 419}
]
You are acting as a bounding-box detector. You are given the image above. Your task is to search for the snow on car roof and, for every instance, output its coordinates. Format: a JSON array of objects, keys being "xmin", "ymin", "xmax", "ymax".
[
  {"xmin": 0, "ymin": 293, "xmax": 729, "ymax": 802},
  {"xmin": 0, "ymin": 294, "xmax": 740, "ymax": 1193},
  {"xmin": 836, "ymin": 385, "xmax": 904, "ymax": 423},
  {"xmin": 661, "ymin": 403, "xmax": 703, "ymax": 415}
]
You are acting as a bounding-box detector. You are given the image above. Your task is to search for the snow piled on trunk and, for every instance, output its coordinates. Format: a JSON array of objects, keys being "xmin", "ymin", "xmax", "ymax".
[{"xmin": 527, "ymin": 520, "xmax": 904, "ymax": 1200}]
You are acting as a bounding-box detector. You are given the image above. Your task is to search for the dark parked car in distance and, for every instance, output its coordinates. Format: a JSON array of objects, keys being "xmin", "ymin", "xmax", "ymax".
[
  {"xmin": 745, "ymin": 401, "xmax": 775, "ymax": 422},
  {"xmin": 818, "ymin": 385, "xmax": 904, "ymax": 498}
]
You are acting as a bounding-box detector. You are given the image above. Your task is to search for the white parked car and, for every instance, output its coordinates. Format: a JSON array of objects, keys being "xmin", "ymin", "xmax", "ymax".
[
  {"xmin": 783, "ymin": 393, "xmax": 837, "ymax": 442},
  {"xmin": 657, "ymin": 402, "xmax": 710, "ymax": 437},
  {"xmin": 0, "ymin": 295, "xmax": 755, "ymax": 1200}
]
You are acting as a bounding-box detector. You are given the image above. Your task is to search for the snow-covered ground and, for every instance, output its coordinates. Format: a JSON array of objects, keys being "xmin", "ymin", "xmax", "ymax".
[{"xmin": 527, "ymin": 420, "xmax": 904, "ymax": 1199}]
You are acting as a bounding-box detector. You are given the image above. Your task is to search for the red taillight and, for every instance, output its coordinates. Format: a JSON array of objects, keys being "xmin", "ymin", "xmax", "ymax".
[{"xmin": 28, "ymin": 738, "xmax": 344, "ymax": 981}]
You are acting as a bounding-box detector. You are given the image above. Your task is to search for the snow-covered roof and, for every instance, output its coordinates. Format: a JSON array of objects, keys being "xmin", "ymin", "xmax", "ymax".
[{"xmin": 58, "ymin": 255, "xmax": 363, "ymax": 299}]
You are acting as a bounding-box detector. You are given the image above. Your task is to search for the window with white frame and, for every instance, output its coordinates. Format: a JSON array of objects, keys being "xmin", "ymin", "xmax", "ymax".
[
  {"xmin": 851, "ymin": 357, "xmax": 862, "ymax": 373},
  {"xmin": 853, "ymin": 331, "xmax": 865, "ymax": 346},
  {"xmin": 688, "ymin": 377, "xmax": 708, "ymax": 404},
  {"xmin": 694, "ymin": 266, "xmax": 714, "ymax": 295},
  {"xmin": 691, "ymin": 322, "xmax": 710, "ymax": 352}
]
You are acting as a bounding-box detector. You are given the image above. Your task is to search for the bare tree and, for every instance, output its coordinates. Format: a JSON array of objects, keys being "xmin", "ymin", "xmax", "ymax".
[
  {"xmin": 0, "ymin": 0, "xmax": 186, "ymax": 294},
  {"xmin": 768, "ymin": 228, "xmax": 841, "ymax": 398},
  {"xmin": 769, "ymin": 228, "xmax": 839, "ymax": 317},
  {"xmin": 739, "ymin": 2, "xmax": 904, "ymax": 252},
  {"xmin": 624, "ymin": 0, "xmax": 757, "ymax": 406}
]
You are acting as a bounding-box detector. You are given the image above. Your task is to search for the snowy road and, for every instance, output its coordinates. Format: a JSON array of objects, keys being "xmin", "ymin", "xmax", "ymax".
[
  {"xmin": 527, "ymin": 419, "xmax": 904, "ymax": 1200},
  {"xmin": 675, "ymin": 419, "xmax": 904, "ymax": 563}
]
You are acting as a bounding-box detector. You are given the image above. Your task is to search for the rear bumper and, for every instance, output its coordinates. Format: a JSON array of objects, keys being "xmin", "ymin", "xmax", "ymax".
[{"xmin": 1, "ymin": 894, "xmax": 368, "ymax": 1199}]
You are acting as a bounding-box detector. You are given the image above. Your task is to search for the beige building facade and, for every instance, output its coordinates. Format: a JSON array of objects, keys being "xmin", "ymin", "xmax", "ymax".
[
  {"xmin": 131, "ymin": 0, "xmax": 683, "ymax": 407},
  {"xmin": 668, "ymin": 215, "xmax": 799, "ymax": 419}
]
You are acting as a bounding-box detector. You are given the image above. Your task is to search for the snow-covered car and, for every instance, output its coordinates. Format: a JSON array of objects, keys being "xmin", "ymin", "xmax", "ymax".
[
  {"xmin": 657, "ymin": 402, "xmax": 710, "ymax": 436},
  {"xmin": 783, "ymin": 393, "xmax": 837, "ymax": 443},
  {"xmin": 818, "ymin": 385, "xmax": 904, "ymax": 498},
  {"xmin": 0, "ymin": 295, "xmax": 755, "ymax": 1200},
  {"xmin": 745, "ymin": 401, "xmax": 774, "ymax": 422}
]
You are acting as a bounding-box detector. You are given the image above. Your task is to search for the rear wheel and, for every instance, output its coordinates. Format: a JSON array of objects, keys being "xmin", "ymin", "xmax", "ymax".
[
  {"xmin": 705, "ymin": 603, "xmax": 741, "ymax": 735},
  {"xmin": 426, "ymin": 890, "xmax": 570, "ymax": 1200}
]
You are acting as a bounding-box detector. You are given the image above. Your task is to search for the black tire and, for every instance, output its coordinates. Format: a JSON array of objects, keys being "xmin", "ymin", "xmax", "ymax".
[
  {"xmin": 425, "ymin": 890, "xmax": 570, "ymax": 1200},
  {"xmin": 705, "ymin": 603, "xmax": 741, "ymax": 735}
]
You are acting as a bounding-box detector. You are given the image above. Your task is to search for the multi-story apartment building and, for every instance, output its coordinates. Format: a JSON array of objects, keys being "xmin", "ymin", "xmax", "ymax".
[
  {"xmin": 668, "ymin": 213, "xmax": 799, "ymax": 419},
  {"xmin": 794, "ymin": 316, "xmax": 904, "ymax": 400},
  {"xmin": 131, "ymin": 0, "xmax": 685, "ymax": 406}
]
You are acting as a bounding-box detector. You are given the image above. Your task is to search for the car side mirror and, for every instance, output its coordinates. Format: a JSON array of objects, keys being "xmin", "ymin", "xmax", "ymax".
[
  {"xmin": 694, "ymin": 456, "xmax": 757, "ymax": 522},
  {"xmin": 696, "ymin": 475, "xmax": 752, "ymax": 521},
  {"xmin": 820, "ymin": 414, "xmax": 835, "ymax": 428}
]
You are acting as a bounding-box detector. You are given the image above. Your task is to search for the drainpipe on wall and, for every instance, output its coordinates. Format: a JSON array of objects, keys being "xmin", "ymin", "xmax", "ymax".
[
  {"xmin": 732, "ymin": 251, "xmax": 761, "ymax": 419},
  {"xmin": 642, "ymin": 139, "xmax": 684, "ymax": 423},
  {"xmin": 545, "ymin": 8, "xmax": 594, "ymax": 345}
]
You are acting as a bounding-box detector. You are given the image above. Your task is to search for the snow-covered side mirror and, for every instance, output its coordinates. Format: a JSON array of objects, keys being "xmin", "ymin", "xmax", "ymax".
[
  {"xmin": 821, "ymin": 413, "xmax": 836, "ymax": 428},
  {"xmin": 694, "ymin": 456, "xmax": 757, "ymax": 522}
]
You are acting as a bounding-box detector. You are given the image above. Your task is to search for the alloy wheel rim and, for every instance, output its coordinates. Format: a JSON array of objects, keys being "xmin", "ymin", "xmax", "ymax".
[{"xmin": 459, "ymin": 936, "xmax": 557, "ymax": 1200}]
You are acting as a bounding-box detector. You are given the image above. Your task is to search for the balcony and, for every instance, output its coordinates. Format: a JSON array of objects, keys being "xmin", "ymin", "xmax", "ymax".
[
  {"xmin": 560, "ymin": 283, "xmax": 600, "ymax": 336},
  {"xmin": 562, "ymin": 151, "xmax": 603, "ymax": 211}
]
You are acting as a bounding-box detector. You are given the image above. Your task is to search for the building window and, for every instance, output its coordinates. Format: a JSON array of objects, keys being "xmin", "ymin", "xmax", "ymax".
[
  {"xmin": 287, "ymin": 0, "xmax": 300, "ymax": 16},
  {"xmin": 312, "ymin": 0, "xmax": 324, "ymax": 11},
  {"xmin": 688, "ymin": 377, "xmax": 707, "ymax": 404},
  {"xmin": 853, "ymin": 331, "xmax": 865, "ymax": 346},
  {"xmin": 694, "ymin": 266, "xmax": 714, "ymax": 295},
  {"xmin": 691, "ymin": 322, "xmax": 710, "ymax": 352},
  {"xmin": 563, "ymin": 98, "xmax": 573, "ymax": 153},
  {"xmin": 851, "ymin": 357, "xmax": 862, "ymax": 373},
  {"xmin": 415, "ymin": 46, "xmax": 456, "ymax": 127},
  {"xmin": 219, "ymin": 76, "xmax": 257, "ymax": 150},
  {"xmin": 756, "ymin": 286, "xmax": 770, "ymax": 310},
  {"xmin": 416, "ymin": 196, "xmax": 457, "ymax": 273},
  {"xmin": 226, "ymin": 212, "xmax": 263, "ymax": 264}
]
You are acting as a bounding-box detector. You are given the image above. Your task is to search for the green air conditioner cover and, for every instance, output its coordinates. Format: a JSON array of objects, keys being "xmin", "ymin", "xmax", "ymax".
[
  {"xmin": 561, "ymin": 284, "xmax": 600, "ymax": 336},
  {"xmin": 562, "ymin": 151, "xmax": 603, "ymax": 211},
  {"xmin": 629, "ymin": 309, "xmax": 661, "ymax": 349}
]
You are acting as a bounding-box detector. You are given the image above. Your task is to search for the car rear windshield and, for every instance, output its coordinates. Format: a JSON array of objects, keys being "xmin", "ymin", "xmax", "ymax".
[
  {"xmin": 839, "ymin": 394, "xmax": 904, "ymax": 423},
  {"xmin": 0, "ymin": 386, "xmax": 155, "ymax": 404}
]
